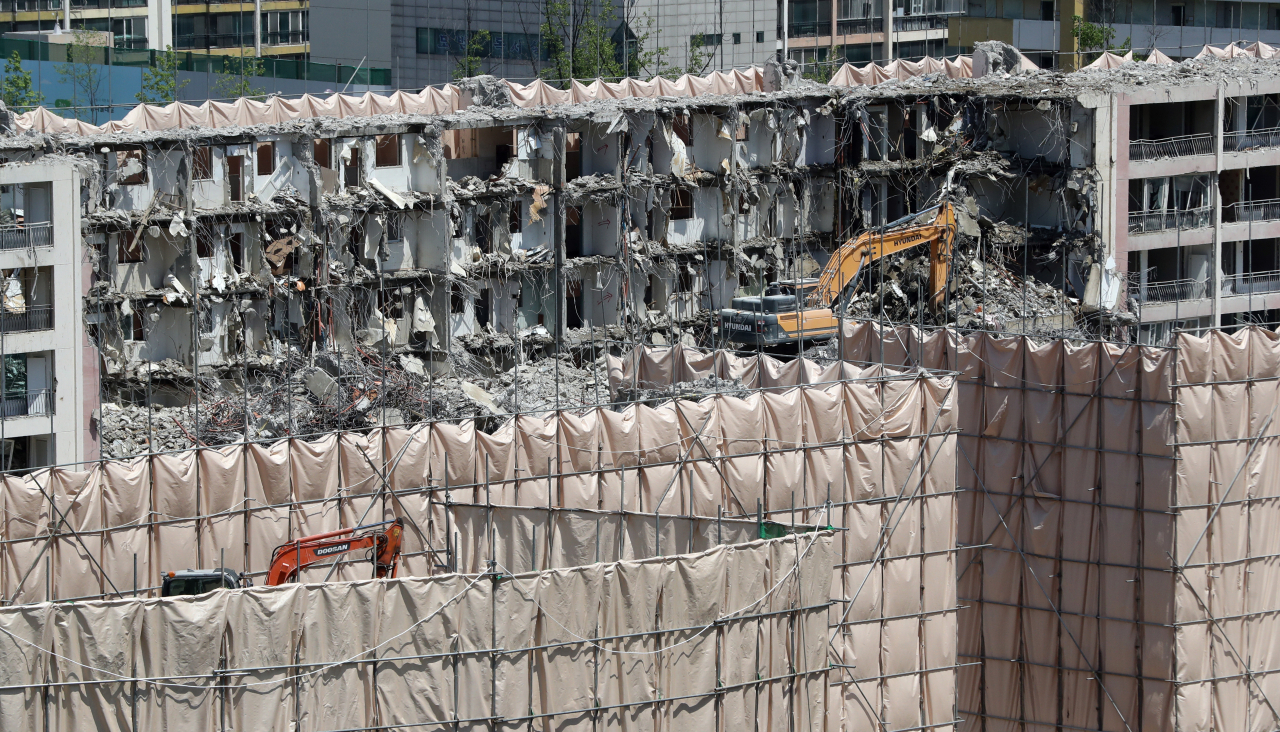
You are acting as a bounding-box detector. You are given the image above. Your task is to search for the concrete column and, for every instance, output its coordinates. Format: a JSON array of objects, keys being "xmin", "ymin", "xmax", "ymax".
[
  {"xmin": 254, "ymin": 0, "xmax": 262, "ymax": 57},
  {"xmin": 553, "ymin": 125, "xmax": 566, "ymax": 350},
  {"xmin": 1058, "ymin": 0, "xmax": 1084, "ymax": 70},
  {"xmin": 1212, "ymin": 84, "xmax": 1224, "ymax": 327},
  {"xmin": 883, "ymin": 0, "xmax": 893, "ymax": 61}
]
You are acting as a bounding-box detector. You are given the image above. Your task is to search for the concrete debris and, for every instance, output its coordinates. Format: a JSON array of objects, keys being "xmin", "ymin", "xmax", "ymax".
[{"xmin": 8, "ymin": 48, "xmax": 1240, "ymax": 464}]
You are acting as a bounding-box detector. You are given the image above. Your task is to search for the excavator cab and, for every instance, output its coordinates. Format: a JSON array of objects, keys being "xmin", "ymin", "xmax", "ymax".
[
  {"xmin": 720, "ymin": 277, "xmax": 838, "ymax": 346},
  {"xmin": 161, "ymin": 568, "xmax": 249, "ymax": 598}
]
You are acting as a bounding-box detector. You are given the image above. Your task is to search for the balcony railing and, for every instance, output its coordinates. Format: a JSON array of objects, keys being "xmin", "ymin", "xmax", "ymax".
[
  {"xmin": 836, "ymin": 17, "xmax": 884, "ymax": 34},
  {"xmin": 1129, "ymin": 133, "xmax": 1214, "ymax": 161},
  {"xmin": 1223, "ymin": 269, "xmax": 1280, "ymax": 297},
  {"xmin": 1225, "ymin": 126, "xmax": 1280, "ymax": 152},
  {"xmin": 1128, "ymin": 206, "xmax": 1212, "ymax": 234},
  {"xmin": 1131, "ymin": 278, "xmax": 1209, "ymax": 303},
  {"xmin": 1, "ymin": 390, "xmax": 54, "ymax": 419},
  {"xmin": 1225, "ymin": 198, "xmax": 1280, "ymax": 224},
  {"xmin": 894, "ymin": 15, "xmax": 951, "ymax": 31},
  {"xmin": 0, "ymin": 306, "xmax": 53, "ymax": 334},
  {"xmin": 0, "ymin": 223, "xmax": 53, "ymax": 251},
  {"xmin": 0, "ymin": 0, "xmax": 61, "ymax": 10}
]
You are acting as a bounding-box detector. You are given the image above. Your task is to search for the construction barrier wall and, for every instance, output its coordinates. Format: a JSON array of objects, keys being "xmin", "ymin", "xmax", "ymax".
[
  {"xmin": 0, "ymin": 360, "xmax": 960, "ymax": 732},
  {"xmin": 617, "ymin": 324, "xmax": 1280, "ymax": 732},
  {"xmin": 0, "ymin": 531, "xmax": 832, "ymax": 732}
]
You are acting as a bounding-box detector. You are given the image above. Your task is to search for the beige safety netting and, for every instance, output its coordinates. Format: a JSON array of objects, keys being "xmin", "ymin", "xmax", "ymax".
[
  {"xmin": 0, "ymin": 355, "xmax": 960, "ymax": 732},
  {"xmin": 618, "ymin": 324, "xmax": 1280, "ymax": 732},
  {"xmin": 11, "ymin": 52, "xmax": 1004, "ymax": 136},
  {"xmin": 0, "ymin": 531, "xmax": 832, "ymax": 732},
  {"xmin": 832, "ymin": 321, "xmax": 1280, "ymax": 732}
]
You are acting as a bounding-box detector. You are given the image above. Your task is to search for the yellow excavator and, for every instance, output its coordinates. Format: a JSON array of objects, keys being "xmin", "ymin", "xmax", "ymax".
[{"xmin": 719, "ymin": 202, "xmax": 958, "ymax": 346}]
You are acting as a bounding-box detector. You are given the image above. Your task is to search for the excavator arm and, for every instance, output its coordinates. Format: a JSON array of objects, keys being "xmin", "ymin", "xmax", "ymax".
[
  {"xmin": 812, "ymin": 202, "xmax": 957, "ymax": 311},
  {"xmin": 266, "ymin": 518, "xmax": 405, "ymax": 585}
]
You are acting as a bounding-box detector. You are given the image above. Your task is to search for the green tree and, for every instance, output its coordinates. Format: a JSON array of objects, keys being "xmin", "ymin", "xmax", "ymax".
[
  {"xmin": 454, "ymin": 29, "xmax": 491, "ymax": 79},
  {"xmin": 213, "ymin": 55, "xmax": 266, "ymax": 100},
  {"xmin": 1, "ymin": 51, "xmax": 44, "ymax": 111},
  {"xmin": 137, "ymin": 46, "xmax": 190, "ymax": 105},
  {"xmin": 1071, "ymin": 15, "xmax": 1129, "ymax": 64},
  {"xmin": 56, "ymin": 30, "xmax": 106, "ymax": 122},
  {"xmin": 572, "ymin": 0, "xmax": 622, "ymax": 80},
  {"xmin": 685, "ymin": 32, "xmax": 715, "ymax": 76},
  {"xmin": 540, "ymin": 0, "xmax": 628, "ymax": 85}
]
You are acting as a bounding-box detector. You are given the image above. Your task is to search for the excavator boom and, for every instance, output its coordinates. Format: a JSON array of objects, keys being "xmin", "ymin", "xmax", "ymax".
[
  {"xmin": 266, "ymin": 518, "xmax": 405, "ymax": 585},
  {"xmin": 719, "ymin": 203, "xmax": 956, "ymax": 346}
]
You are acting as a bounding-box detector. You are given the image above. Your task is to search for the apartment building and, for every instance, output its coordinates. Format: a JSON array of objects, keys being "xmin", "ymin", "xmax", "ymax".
[
  {"xmin": 0, "ymin": 157, "xmax": 95, "ymax": 469},
  {"xmin": 1118, "ymin": 73, "xmax": 1280, "ymax": 343},
  {"xmin": 381, "ymin": 0, "xmax": 778, "ymax": 89},
  {"xmin": 949, "ymin": 0, "xmax": 1280, "ymax": 69},
  {"xmin": 1, "ymin": 45, "xmax": 1275, "ymax": 463},
  {"xmin": 0, "ymin": 0, "xmax": 308, "ymax": 57}
]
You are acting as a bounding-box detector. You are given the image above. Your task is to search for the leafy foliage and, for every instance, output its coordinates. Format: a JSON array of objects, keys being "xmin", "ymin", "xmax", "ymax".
[
  {"xmin": 454, "ymin": 29, "xmax": 491, "ymax": 79},
  {"xmin": 1, "ymin": 51, "xmax": 44, "ymax": 111},
  {"xmin": 213, "ymin": 55, "xmax": 267, "ymax": 100},
  {"xmin": 138, "ymin": 46, "xmax": 190, "ymax": 105}
]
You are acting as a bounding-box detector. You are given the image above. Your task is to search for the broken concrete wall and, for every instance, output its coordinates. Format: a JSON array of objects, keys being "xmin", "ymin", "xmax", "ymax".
[{"xmin": 0, "ymin": 69, "xmax": 1138, "ymax": 457}]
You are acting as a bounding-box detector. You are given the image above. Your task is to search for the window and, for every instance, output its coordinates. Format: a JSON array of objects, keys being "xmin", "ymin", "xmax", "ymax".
[
  {"xmin": 1171, "ymin": 3, "xmax": 1187, "ymax": 25},
  {"xmin": 123, "ymin": 310, "xmax": 145, "ymax": 342},
  {"xmin": 416, "ymin": 27, "xmax": 540, "ymax": 60},
  {"xmin": 509, "ymin": 202, "xmax": 523, "ymax": 233},
  {"xmin": 673, "ymin": 115, "xmax": 691, "ymax": 144},
  {"xmin": 116, "ymin": 149, "xmax": 147, "ymax": 185},
  {"xmin": 375, "ymin": 135, "xmax": 401, "ymax": 167},
  {"xmin": 476, "ymin": 288, "xmax": 491, "ymax": 327},
  {"xmin": 228, "ymin": 155, "xmax": 243, "ymax": 201},
  {"xmin": 260, "ymin": 10, "xmax": 308, "ymax": 46},
  {"xmin": 192, "ymin": 147, "xmax": 212, "ymax": 181},
  {"xmin": 116, "ymin": 233, "xmax": 143, "ymax": 263},
  {"xmin": 670, "ymin": 189, "xmax": 693, "ymax": 220},
  {"xmin": 196, "ymin": 230, "xmax": 214, "ymax": 259},
  {"xmin": 313, "ymin": 139, "xmax": 331, "ymax": 169},
  {"xmin": 256, "ymin": 142, "xmax": 274, "ymax": 176},
  {"xmin": 735, "ymin": 123, "xmax": 748, "ymax": 141},
  {"xmin": 450, "ymin": 285, "xmax": 466, "ymax": 314},
  {"xmin": 677, "ymin": 266, "xmax": 694, "ymax": 293},
  {"xmin": 756, "ymin": 31, "xmax": 764, "ymax": 43},
  {"xmin": 386, "ymin": 214, "xmax": 403, "ymax": 242},
  {"xmin": 344, "ymin": 146, "xmax": 361, "ymax": 187},
  {"xmin": 229, "ymin": 233, "xmax": 243, "ymax": 271},
  {"xmin": 1040, "ymin": 1, "xmax": 1054, "ymax": 20},
  {"xmin": 732, "ymin": 32, "xmax": 741, "ymax": 44},
  {"xmin": 691, "ymin": 33, "xmax": 722, "ymax": 47}
]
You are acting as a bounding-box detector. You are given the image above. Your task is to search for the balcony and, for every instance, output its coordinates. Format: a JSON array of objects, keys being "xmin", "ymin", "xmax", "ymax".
[
  {"xmin": 1225, "ymin": 127, "xmax": 1280, "ymax": 153},
  {"xmin": 1223, "ymin": 269, "xmax": 1280, "ymax": 297},
  {"xmin": 894, "ymin": 15, "xmax": 951, "ymax": 31},
  {"xmin": 1129, "ymin": 133, "xmax": 1213, "ymax": 161},
  {"xmin": 1131, "ymin": 278, "xmax": 1209, "ymax": 303},
  {"xmin": 0, "ymin": 0, "xmax": 61, "ymax": 9},
  {"xmin": 0, "ymin": 224, "xmax": 52, "ymax": 251},
  {"xmin": 836, "ymin": 18, "xmax": 883, "ymax": 34},
  {"xmin": 1128, "ymin": 206, "xmax": 1212, "ymax": 234},
  {"xmin": 0, "ymin": 306, "xmax": 53, "ymax": 334},
  {"xmin": 1225, "ymin": 198, "xmax": 1280, "ymax": 224},
  {"xmin": 1, "ymin": 390, "xmax": 54, "ymax": 419}
]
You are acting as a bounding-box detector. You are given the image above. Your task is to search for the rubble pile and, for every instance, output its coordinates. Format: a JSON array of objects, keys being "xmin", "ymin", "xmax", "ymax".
[
  {"xmin": 96, "ymin": 349, "xmax": 618, "ymax": 458},
  {"xmin": 843, "ymin": 220, "xmax": 1085, "ymax": 338}
]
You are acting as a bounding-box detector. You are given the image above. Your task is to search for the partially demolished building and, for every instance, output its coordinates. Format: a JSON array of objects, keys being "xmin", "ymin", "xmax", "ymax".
[
  {"xmin": 0, "ymin": 46, "xmax": 1119, "ymax": 467},
  {"xmin": 3, "ymin": 43, "xmax": 1280, "ymax": 732}
]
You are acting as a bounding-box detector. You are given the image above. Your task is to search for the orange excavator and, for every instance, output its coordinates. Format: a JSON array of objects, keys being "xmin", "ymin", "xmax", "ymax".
[
  {"xmin": 719, "ymin": 202, "xmax": 958, "ymax": 346},
  {"xmin": 160, "ymin": 518, "xmax": 405, "ymax": 597}
]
